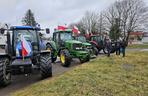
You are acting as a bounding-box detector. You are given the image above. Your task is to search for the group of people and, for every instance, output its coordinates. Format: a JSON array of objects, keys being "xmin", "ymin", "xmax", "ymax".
[{"xmin": 105, "ymin": 36, "xmax": 126, "ymax": 57}]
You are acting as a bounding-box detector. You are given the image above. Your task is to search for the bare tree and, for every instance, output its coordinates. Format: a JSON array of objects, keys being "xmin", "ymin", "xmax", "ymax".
[
  {"xmin": 80, "ymin": 11, "xmax": 99, "ymax": 34},
  {"xmin": 103, "ymin": 0, "xmax": 148, "ymax": 44}
]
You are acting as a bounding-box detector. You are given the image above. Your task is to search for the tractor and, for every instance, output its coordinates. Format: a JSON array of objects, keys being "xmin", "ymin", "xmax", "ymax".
[
  {"xmin": 0, "ymin": 26, "xmax": 52, "ymax": 87},
  {"xmin": 46, "ymin": 29, "xmax": 90, "ymax": 67},
  {"xmin": 74, "ymin": 35, "xmax": 98, "ymax": 58},
  {"xmin": 89, "ymin": 35, "xmax": 116, "ymax": 54}
]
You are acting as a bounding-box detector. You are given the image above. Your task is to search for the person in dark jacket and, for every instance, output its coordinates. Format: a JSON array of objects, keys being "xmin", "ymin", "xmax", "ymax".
[
  {"xmin": 115, "ymin": 38, "xmax": 122, "ymax": 55},
  {"xmin": 120, "ymin": 39, "xmax": 126, "ymax": 57}
]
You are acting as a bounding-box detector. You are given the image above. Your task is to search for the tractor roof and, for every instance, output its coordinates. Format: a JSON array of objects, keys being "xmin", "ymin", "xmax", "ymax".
[
  {"xmin": 10, "ymin": 26, "xmax": 40, "ymax": 30},
  {"xmin": 54, "ymin": 29, "xmax": 72, "ymax": 33}
]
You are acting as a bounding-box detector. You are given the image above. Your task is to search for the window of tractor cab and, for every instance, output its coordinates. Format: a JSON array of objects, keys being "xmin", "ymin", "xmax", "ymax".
[
  {"xmin": 60, "ymin": 32, "xmax": 73, "ymax": 41},
  {"xmin": 13, "ymin": 29, "xmax": 38, "ymax": 48},
  {"xmin": 77, "ymin": 36, "xmax": 86, "ymax": 42},
  {"xmin": 91, "ymin": 36, "xmax": 102, "ymax": 42}
]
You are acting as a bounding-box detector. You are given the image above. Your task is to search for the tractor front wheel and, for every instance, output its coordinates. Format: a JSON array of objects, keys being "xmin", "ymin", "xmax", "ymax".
[
  {"xmin": 40, "ymin": 54, "xmax": 52, "ymax": 78},
  {"xmin": 0, "ymin": 58, "xmax": 11, "ymax": 87},
  {"xmin": 92, "ymin": 47, "xmax": 99, "ymax": 56},
  {"xmin": 60, "ymin": 49, "xmax": 71, "ymax": 67},
  {"xmin": 80, "ymin": 55, "xmax": 90, "ymax": 63}
]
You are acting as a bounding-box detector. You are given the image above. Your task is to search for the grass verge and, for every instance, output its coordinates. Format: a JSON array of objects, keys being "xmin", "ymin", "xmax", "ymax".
[
  {"xmin": 128, "ymin": 44, "xmax": 148, "ymax": 49},
  {"xmin": 12, "ymin": 51, "xmax": 148, "ymax": 96}
]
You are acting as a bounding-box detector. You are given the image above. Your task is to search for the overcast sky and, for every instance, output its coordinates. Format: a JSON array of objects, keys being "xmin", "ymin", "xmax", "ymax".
[{"xmin": 0, "ymin": 0, "xmax": 148, "ymax": 32}]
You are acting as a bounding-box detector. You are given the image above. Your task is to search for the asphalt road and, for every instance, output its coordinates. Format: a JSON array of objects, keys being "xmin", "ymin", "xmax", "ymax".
[{"xmin": 0, "ymin": 48, "xmax": 81, "ymax": 96}]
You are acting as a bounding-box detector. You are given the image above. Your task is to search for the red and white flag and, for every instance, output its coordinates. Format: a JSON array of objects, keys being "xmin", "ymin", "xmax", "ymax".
[
  {"xmin": 57, "ymin": 26, "xmax": 67, "ymax": 31},
  {"xmin": 72, "ymin": 26, "xmax": 80, "ymax": 35},
  {"xmin": 21, "ymin": 35, "xmax": 32, "ymax": 57}
]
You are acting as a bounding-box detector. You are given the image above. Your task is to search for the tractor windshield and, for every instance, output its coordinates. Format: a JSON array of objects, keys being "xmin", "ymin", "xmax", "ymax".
[
  {"xmin": 13, "ymin": 29, "xmax": 38, "ymax": 49},
  {"xmin": 77, "ymin": 36, "xmax": 86, "ymax": 42},
  {"xmin": 14, "ymin": 30, "xmax": 37, "ymax": 42},
  {"xmin": 91, "ymin": 36, "xmax": 102, "ymax": 42},
  {"xmin": 60, "ymin": 32, "xmax": 73, "ymax": 41}
]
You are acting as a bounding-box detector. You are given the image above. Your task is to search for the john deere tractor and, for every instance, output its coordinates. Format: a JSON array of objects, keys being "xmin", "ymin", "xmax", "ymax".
[
  {"xmin": 0, "ymin": 26, "xmax": 52, "ymax": 87},
  {"xmin": 74, "ymin": 35, "xmax": 98, "ymax": 58},
  {"xmin": 47, "ymin": 29, "xmax": 90, "ymax": 67}
]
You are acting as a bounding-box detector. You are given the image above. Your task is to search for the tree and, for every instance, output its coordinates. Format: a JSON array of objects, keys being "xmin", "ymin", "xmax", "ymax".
[
  {"xmin": 104, "ymin": 0, "xmax": 148, "ymax": 44},
  {"xmin": 109, "ymin": 18, "xmax": 121, "ymax": 40},
  {"xmin": 80, "ymin": 11, "xmax": 99, "ymax": 34},
  {"xmin": 22, "ymin": 9, "xmax": 37, "ymax": 27}
]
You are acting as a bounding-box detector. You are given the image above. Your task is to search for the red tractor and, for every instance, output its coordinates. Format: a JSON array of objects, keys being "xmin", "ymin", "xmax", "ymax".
[{"xmin": 87, "ymin": 34, "xmax": 116, "ymax": 54}]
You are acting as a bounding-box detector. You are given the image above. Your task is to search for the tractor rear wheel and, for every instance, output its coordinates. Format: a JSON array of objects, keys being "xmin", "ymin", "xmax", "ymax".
[
  {"xmin": 60, "ymin": 49, "xmax": 71, "ymax": 67},
  {"xmin": 0, "ymin": 58, "xmax": 11, "ymax": 87},
  {"xmin": 40, "ymin": 54, "xmax": 52, "ymax": 78}
]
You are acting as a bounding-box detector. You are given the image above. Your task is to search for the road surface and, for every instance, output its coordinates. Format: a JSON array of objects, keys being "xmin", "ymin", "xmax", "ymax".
[{"xmin": 0, "ymin": 58, "xmax": 80, "ymax": 96}]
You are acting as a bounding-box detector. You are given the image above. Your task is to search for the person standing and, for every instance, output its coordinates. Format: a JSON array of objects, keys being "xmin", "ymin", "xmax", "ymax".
[
  {"xmin": 105, "ymin": 37, "xmax": 112, "ymax": 57},
  {"xmin": 115, "ymin": 38, "xmax": 122, "ymax": 55},
  {"xmin": 120, "ymin": 39, "xmax": 126, "ymax": 57}
]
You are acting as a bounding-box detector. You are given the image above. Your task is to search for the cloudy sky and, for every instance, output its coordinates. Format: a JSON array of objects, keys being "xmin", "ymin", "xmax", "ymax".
[{"xmin": 0, "ymin": 0, "xmax": 148, "ymax": 31}]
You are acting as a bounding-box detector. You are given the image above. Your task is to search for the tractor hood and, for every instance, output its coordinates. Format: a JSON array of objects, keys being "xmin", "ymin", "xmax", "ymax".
[
  {"xmin": 82, "ymin": 42, "xmax": 91, "ymax": 46},
  {"xmin": 65, "ymin": 40, "xmax": 82, "ymax": 44}
]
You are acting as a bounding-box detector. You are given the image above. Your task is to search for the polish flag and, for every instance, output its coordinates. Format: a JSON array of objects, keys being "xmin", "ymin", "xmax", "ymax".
[
  {"xmin": 72, "ymin": 26, "xmax": 80, "ymax": 35},
  {"xmin": 58, "ymin": 26, "xmax": 67, "ymax": 31},
  {"xmin": 21, "ymin": 35, "xmax": 32, "ymax": 57}
]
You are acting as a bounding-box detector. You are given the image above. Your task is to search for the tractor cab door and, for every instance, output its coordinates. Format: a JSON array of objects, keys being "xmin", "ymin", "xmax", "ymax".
[{"xmin": 53, "ymin": 32, "xmax": 60, "ymax": 48}]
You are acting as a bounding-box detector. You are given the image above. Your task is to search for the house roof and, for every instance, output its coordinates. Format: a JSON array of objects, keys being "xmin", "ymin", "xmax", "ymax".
[{"xmin": 129, "ymin": 32, "xmax": 144, "ymax": 35}]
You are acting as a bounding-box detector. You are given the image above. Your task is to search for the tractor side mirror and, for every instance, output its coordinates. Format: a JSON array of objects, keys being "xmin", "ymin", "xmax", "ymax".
[
  {"xmin": 0, "ymin": 28, "xmax": 5, "ymax": 34},
  {"xmin": 46, "ymin": 28, "xmax": 50, "ymax": 34}
]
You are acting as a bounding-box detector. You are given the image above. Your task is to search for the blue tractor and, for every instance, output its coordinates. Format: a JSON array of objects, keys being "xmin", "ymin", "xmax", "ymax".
[{"xmin": 0, "ymin": 26, "xmax": 52, "ymax": 87}]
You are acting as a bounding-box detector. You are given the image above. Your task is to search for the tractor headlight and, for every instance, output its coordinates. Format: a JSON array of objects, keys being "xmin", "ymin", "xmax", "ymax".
[
  {"xmin": 75, "ymin": 47, "xmax": 83, "ymax": 50},
  {"xmin": 73, "ymin": 43, "xmax": 83, "ymax": 50}
]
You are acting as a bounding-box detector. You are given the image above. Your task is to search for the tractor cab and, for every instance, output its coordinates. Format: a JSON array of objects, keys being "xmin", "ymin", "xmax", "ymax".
[
  {"xmin": 53, "ymin": 29, "xmax": 74, "ymax": 47},
  {"xmin": 10, "ymin": 26, "xmax": 40, "ymax": 57}
]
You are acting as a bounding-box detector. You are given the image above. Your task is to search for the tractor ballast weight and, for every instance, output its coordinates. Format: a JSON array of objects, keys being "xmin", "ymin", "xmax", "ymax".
[
  {"xmin": 47, "ymin": 29, "xmax": 90, "ymax": 67},
  {"xmin": 0, "ymin": 26, "xmax": 52, "ymax": 87}
]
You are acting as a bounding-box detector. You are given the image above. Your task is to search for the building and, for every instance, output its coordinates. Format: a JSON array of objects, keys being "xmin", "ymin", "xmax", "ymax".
[{"xmin": 129, "ymin": 32, "xmax": 144, "ymax": 44}]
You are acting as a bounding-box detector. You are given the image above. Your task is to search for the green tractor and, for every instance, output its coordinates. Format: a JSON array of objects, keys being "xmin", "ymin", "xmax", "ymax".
[
  {"xmin": 74, "ymin": 35, "xmax": 98, "ymax": 58},
  {"xmin": 0, "ymin": 26, "xmax": 52, "ymax": 87},
  {"xmin": 47, "ymin": 29, "xmax": 90, "ymax": 67}
]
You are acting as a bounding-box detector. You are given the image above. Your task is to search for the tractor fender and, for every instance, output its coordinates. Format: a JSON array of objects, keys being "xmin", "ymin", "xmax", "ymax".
[
  {"xmin": 40, "ymin": 50, "xmax": 51, "ymax": 56},
  {"xmin": 0, "ymin": 53, "xmax": 11, "ymax": 59},
  {"xmin": 57, "ymin": 47, "xmax": 68, "ymax": 56},
  {"xmin": 46, "ymin": 41, "xmax": 57, "ymax": 51},
  {"xmin": 90, "ymin": 41, "xmax": 99, "ymax": 49}
]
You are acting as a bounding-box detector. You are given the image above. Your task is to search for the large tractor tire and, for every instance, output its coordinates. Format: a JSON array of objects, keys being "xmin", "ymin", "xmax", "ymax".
[
  {"xmin": 0, "ymin": 58, "xmax": 11, "ymax": 87},
  {"xmin": 80, "ymin": 55, "xmax": 90, "ymax": 63},
  {"xmin": 60, "ymin": 49, "xmax": 71, "ymax": 67},
  {"xmin": 40, "ymin": 54, "xmax": 52, "ymax": 78},
  {"xmin": 46, "ymin": 44, "xmax": 57, "ymax": 63},
  {"xmin": 92, "ymin": 47, "xmax": 99, "ymax": 56}
]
